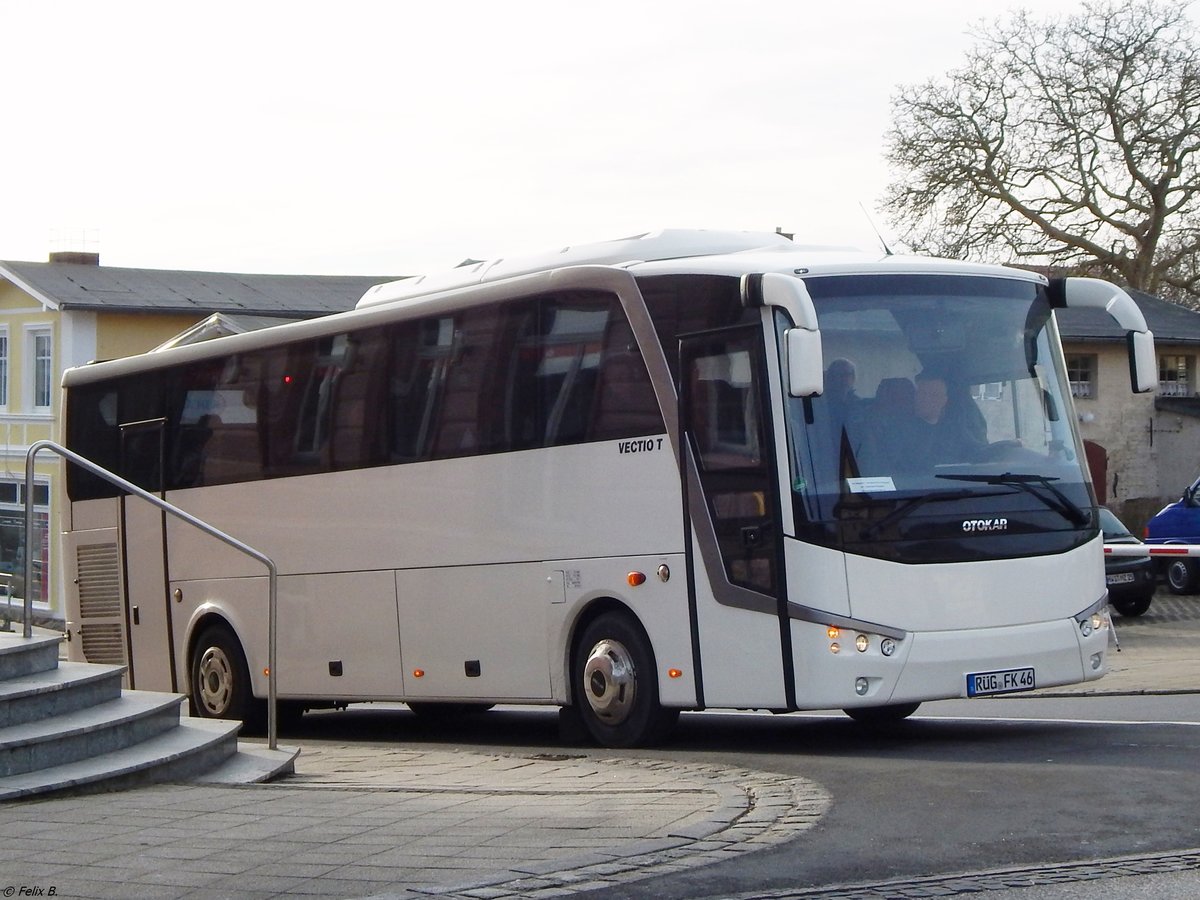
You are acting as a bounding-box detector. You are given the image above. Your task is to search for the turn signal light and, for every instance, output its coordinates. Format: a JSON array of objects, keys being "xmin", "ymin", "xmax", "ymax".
[
  {"xmin": 668, "ymin": 668, "xmax": 683, "ymax": 679},
  {"xmin": 628, "ymin": 572, "xmax": 647, "ymax": 586},
  {"xmin": 413, "ymin": 669, "xmax": 425, "ymax": 678},
  {"xmin": 827, "ymin": 626, "xmax": 840, "ymax": 639}
]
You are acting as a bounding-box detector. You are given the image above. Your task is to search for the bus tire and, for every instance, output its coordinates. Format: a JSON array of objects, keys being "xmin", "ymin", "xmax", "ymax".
[
  {"xmin": 190, "ymin": 624, "xmax": 265, "ymax": 732},
  {"xmin": 1166, "ymin": 559, "xmax": 1200, "ymax": 595},
  {"xmin": 844, "ymin": 702, "xmax": 921, "ymax": 724},
  {"xmin": 573, "ymin": 612, "xmax": 678, "ymax": 748}
]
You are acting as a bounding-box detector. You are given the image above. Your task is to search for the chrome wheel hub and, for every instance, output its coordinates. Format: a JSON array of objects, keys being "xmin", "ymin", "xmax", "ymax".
[
  {"xmin": 582, "ymin": 638, "xmax": 637, "ymax": 725},
  {"xmin": 197, "ymin": 646, "xmax": 233, "ymax": 715}
]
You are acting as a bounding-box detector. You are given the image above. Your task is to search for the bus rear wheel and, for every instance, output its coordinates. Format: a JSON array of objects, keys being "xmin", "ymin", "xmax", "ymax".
[
  {"xmin": 573, "ymin": 612, "xmax": 677, "ymax": 748},
  {"xmin": 190, "ymin": 624, "xmax": 264, "ymax": 732},
  {"xmin": 844, "ymin": 702, "xmax": 921, "ymax": 724}
]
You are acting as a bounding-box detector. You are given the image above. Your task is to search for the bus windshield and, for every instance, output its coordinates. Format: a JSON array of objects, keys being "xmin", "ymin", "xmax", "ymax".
[{"xmin": 785, "ymin": 273, "xmax": 1092, "ymax": 559}]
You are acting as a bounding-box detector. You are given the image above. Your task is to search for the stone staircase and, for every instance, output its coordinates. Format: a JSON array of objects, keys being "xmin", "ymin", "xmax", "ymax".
[{"xmin": 0, "ymin": 630, "xmax": 297, "ymax": 800}]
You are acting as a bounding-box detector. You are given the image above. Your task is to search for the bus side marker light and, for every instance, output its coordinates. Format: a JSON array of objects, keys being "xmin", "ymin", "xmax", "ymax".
[
  {"xmin": 668, "ymin": 668, "xmax": 683, "ymax": 679},
  {"xmin": 413, "ymin": 669, "xmax": 425, "ymax": 678},
  {"xmin": 263, "ymin": 668, "xmax": 270, "ymax": 677},
  {"xmin": 627, "ymin": 572, "xmax": 647, "ymax": 586}
]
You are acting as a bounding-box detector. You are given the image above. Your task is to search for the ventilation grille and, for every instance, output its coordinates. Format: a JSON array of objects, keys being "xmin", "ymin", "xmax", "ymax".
[
  {"xmin": 76, "ymin": 542, "xmax": 121, "ymax": 619},
  {"xmin": 80, "ymin": 623, "xmax": 125, "ymax": 665}
]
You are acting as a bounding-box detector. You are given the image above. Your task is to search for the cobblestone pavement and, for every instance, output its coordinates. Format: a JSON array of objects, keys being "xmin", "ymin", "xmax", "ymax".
[{"xmin": 0, "ymin": 750, "xmax": 830, "ymax": 899}]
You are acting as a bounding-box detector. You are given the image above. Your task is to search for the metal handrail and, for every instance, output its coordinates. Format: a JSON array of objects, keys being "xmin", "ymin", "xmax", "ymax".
[{"xmin": 24, "ymin": 440, "xmax": 280, "ymax": 749}]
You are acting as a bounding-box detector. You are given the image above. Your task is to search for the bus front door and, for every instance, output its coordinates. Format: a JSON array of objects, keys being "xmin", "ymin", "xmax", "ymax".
[{"xmin": 680, "ymin": 328, "xmax": 795, "ymax": 710}]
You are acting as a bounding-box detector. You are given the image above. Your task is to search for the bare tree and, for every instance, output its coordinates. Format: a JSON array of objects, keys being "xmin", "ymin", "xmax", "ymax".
[{"xmin": 884, "ymin": 1, "xmax": 1200, "ymax": 304}]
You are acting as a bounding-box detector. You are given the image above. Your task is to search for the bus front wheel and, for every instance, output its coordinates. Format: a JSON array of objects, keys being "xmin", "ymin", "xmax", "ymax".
[
  {"xmin": 190, "ymin": 624, "xmax": 264, "ymax": 731},
  {"xmin": 573, "ymin": 613, "xmax": 677, "ymax": 748}
]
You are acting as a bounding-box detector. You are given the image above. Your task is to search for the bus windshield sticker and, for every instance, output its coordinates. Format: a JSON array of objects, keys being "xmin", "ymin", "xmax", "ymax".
[{"xmin": 846, "ymin": 477, "xmax": 897, "ymax": 494}]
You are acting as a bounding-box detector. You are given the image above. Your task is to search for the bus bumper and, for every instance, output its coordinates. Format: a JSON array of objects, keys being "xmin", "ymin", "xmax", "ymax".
[{"xmin": 791, "ymin": 612, "xmax": 1111, "ymax": 710}]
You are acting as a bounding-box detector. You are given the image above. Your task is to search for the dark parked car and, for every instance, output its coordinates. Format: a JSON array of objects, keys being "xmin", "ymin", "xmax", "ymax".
[
  {"xmin": 1144, "ymin": 475, "xmax": 1200, "ymax": 594},
  {"xmin": 1101, "ymin": 506, "xmax": 1155, "ymax": 617}
]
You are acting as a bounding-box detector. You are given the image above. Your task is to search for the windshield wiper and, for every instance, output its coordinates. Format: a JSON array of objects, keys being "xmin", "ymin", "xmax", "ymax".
[
  {"xmin": 936, "ymin": 472, "xmax": 1090, "ymax": 526},
  {"xmin": 860, "ymin": 488, "xmax": 1007, "ymax": 540}
]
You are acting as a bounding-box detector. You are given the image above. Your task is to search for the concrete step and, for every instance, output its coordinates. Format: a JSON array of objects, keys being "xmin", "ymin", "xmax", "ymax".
[
  {"xmin": 0, "ymin": 691, "xmax": 183, "ymax": 776},
  {"xmin": 196, "ymin": 739, "xmax": 299, "ymax": 784},
  {"xmin": 0, "ymin": 661, "xmax": 125, "ymax": 728},
  {"xmin": 0, "ymin": 717, "xmax": 243, "ymax": 801},
  {"xmin": 0, "ymin": 632, "xmax": 62, "ymax": 680}
]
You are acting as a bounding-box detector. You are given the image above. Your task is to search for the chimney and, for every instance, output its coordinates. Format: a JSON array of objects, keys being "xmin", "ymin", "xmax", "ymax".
[{"xmin": 48, "ymin": 251, "xmax": 100, "ymax": 266}]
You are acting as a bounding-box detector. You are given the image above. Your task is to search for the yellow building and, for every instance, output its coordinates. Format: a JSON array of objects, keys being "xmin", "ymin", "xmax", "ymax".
[{"xmin": 0, "ymin": 251, "xmax": 394, "ymax": 624}]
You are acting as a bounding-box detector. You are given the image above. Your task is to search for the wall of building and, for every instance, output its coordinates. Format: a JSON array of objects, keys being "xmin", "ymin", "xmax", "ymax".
[
  {"xmin": 95, "ymin": 311, "xmax": 201, "ymax": 362},
  {"xmin": 1069, "ymin": 339, "xmax": 1200, "ymax": 532},
  {"xmin": 0, "ymin": 282, "xmax": 58, "ymax": 616}
]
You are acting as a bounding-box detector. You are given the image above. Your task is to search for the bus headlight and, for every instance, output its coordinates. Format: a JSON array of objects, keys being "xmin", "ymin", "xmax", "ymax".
[
  {"xmin": 881, "ymin": 638, "xmax": 897, "ymax": 657},
  {"xmin": 1079, "ymin": 618, "xmax": 1093, "ymax": 637},
  {"xmin": 855, "ymin": 634, "xmax": 869, "ymax": 653}
]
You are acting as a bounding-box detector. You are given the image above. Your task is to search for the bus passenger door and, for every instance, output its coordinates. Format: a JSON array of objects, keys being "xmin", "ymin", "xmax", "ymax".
[
  {"xmin": 680, "ymin": 328, "xmax": 794, "ymax": 710},
  {"xmin": 118, "ymin": 420, "xmax": 179, "ymax": 692}
]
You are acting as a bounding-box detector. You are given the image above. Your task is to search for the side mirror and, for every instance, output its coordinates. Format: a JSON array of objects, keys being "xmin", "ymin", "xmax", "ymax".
[
  {"xmin": 742, "ymin": 272, "xmax": 824, "ymax": 397},
  {"xmin": 786, "ymin": 328, "xmax": 824, "ymax": 397},
  {"xmin": 1053, "ymin": 277, "xmax": 1157, "ymax": 393},
  {"xmin": 1128, "ymin": 330, "xmax": 1157, "ymax": 394}
]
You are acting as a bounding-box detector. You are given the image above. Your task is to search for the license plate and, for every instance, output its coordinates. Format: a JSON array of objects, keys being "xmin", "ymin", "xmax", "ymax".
[
  {"xmin": 967, "ymin": 667, "xmax": 1036, "ymax": 697},
  {"xmin": 1106, "ymin": 572, "xmax": 1136, "ymax": 585}
]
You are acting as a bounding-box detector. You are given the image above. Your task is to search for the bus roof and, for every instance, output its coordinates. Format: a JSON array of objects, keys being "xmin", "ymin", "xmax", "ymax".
[
  {"xmin": 356, "ymin": 228, "xmax": 1044, "ymax": 309},
  {"xmin": 63, "ymin": 230, "xmax": 1047, "ymax": 387}
]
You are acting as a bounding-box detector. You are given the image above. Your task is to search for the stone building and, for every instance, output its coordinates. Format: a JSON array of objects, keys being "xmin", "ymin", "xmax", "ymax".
[{"xmin": 1058, "ymin": 290, "xmax": 1200, "ymax": 531}]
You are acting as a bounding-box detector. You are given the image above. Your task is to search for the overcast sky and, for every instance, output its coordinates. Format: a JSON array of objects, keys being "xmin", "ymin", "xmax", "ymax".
[{"xmin": 1, "ymin": 0, "xmax": 1133, "ymax": 278}]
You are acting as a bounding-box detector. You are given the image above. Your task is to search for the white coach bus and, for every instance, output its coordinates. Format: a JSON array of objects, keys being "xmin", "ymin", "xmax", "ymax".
[{"xmin": 59, "ymin": 230, "xmax": 1156, "ymax": 747}]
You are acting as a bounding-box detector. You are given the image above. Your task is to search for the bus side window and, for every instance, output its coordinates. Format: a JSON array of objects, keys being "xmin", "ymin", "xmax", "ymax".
[
  {"xmin": 591, "ymin": 312, "xmax": 663, "ymax": 441},
  {"xmin": 506, "ymin": 294, "xmax": 607, "ymax": 450},
  {"xmin": 66, "ymin": 385, "xmax": 121, "ymax": 500},
  {"xmin": 504, "ymin": 291, "xmax": 662, "ymax": 450},
  {"xmin": 390, "ymin": 316, "xmax": 455, "ymax": 462},
  {"xmin": 328, "ymin": 330, "xmax": 388, "ymax": 470},
  {"xmin": 431, "ymin": 306, "xmax": 506, "ymax": 458},
  {"xmin": 200, "ymin": 356, "xmax": 264, "ymax": 486}
]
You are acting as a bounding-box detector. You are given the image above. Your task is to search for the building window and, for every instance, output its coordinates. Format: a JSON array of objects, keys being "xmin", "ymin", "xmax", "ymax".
[
  {"xmin": 1066, "ymin": 354, "xmax": 1097, "ymax": 399},
  {"xmin": 1159, "ymin": 355, "xmax": 1192, "ymax": 397},
  {"xmin": 0, "ymin": 330, "xmax": 8, "ymax": 408},
  {"xmin": 0, "ymin": 478, "xmax": 50, "ymax": 604},
  {"xmin": 30, "ymin": 330, "xmax": 52, "ymax": 410}
]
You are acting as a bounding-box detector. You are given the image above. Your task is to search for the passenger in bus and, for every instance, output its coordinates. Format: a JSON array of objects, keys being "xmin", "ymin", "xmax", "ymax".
[
  {"xmin": 914, "ymin": 371, "xmax": 989, "ymax": 464},
  {"xmin": 825, "ymin": 358, "xmax": 861, "ymax": 409},
  {"xmin": 823, "ymin": 357, "xmax": 866, "ymax": 469},
  {"xmin": 859, "ymin": 376, "xmax": 925, "ymax": 473}
]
